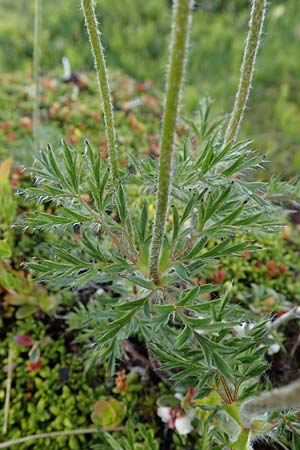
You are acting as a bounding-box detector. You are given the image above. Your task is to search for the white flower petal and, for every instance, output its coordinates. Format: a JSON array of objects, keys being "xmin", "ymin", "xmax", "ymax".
[
  {"xmin": 175, "ymin": 416, "xmax": 193, "ymax": 435},
  {"xmin": 233, "ymin": 322, "xmax": 255, "ymax": 338},
  {"xmin": 157, "ymin": 406, "xmax": 172, "ymax": 423}
]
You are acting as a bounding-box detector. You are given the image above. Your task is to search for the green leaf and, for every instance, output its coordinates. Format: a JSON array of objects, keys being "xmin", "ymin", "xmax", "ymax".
[
  {"xmin": 26, "ymin": 184, "xmax": 70, "ymax": 199},
  {"xmin": 46, "ymin": 144, "xmax": 68, "ymax": 186},
  {"xmin": 159, "ymin": 237, "xmax": 171, "ymax": 272},
  {"xmin": 138, "ymin": 201, "xmax": 148, "ymax": 243},
  {"xmin": 104, "ymin": 263, "xmax": 127, "ymax": 273},
  {"xmin": 184, "ymin": 313, "xmax": 233, "ymax": 332},
  {"xmin": 16, "ymin": 305, "xmax": 38, "ymax": 319},
  {"xmin": 177, "ymin": 286, "xmax": 201, "ymax": 306},
  {"xmin": 116, "ymin": 183, "xmax": 126, "ymax": 224},
  {"xmin": 0, "ymin": 240, "xmax": 11, "ymax": 258},
  {"xmin": 217, "ymin": 286, "xmax": 232, "ymax": 320},
  {"xmin": 171, "ymin": 205, "xmax": 179, "ymax": 243},
  {"xmin": 81, "ymin": 231, "xmax": 106, "ymax": 262},
  {"xmin": 63, "ymin": 142, "xmax": 79, "ymax": 192},
  {"xmin": 184, "ymin": 236, "xmax": 208, "ymax": 259},
  {"xmin": 137, "ymin": 424, "xmax": 159, "ymax": 450},
  {"xmin": 125, "ymin": 420, "xmax": 135, "ymax": 448},
  {"xmin": 69, "ymin": 270, "xmax": 97, "ymax": 287},
  {"xmin": 84, "ymin": 140, "xmax": 95, "ymax": 168},
  {"xmin": 99, "ymin": 169, "xmax": 110, "ymax": 211},
  {"xmin": 212, "ymin": 351, "xmax": 235, "ymax": 381},
  {"xmin": 29, "ymin": 260, "xmax": 72, "ymax": 273},
  {"xmin": 128, "ymin": 275, "xmax": 155, "ymax": 290},
  {"xmin": 180, "ymin": 193, "xmax": 196, "ymax": 224},
  {"xmin": 62, "ymin": 207, "xmax": 90, "ymax": 223},
  {"xmin": 175, "ymin": 263, "xmax": 192, "ymax": 283},
  {"xmin": 205, "ymin": 202, "xmax": 247, "ymax": 233},
  {"xmin": 193, "ymin": 334, "xmax": 213, "ymax": 365},
  {"xmin": 99, "ymin": 430, "xmax": 125, "ymax": 450},
  {"xmin": 52, "ymin": 246, "xmax": 91, "ymax": 267},
  {"xmin": 223, "ymin": 403, "xmax": 243, "ymax": 427},
  {"xmin": 97, "ymin": 298, "xmax": 148, "ymax": 344},
  {"xmin": 199, "ymin": 184, "xmax": 233, "ymax": 230},
  {"xmin": 222, "ymin": 153, "xmax": 261, "ymax": 177},
  {"xmin": 245, "ymin": 362, "xmax": 270, "ymax": 378},
  {"xmin": 230, "ymin": 429, "xmax": 250, "ymax": 450},
  {"xmin": 138, "ymin": 237, "xmax": 151, "ymax": 269},
  {"xmin": 26, "ymin": 212, "xmax": 77, "ymax": 227},
  {"xmin": 201, "ymin": 239, "xmax": 256, "ymax": 260},
  {"xmin": 175, "ymin": 326, "xmax": 190, "ymax": 349},
  {"xmin": 157, "ymin": 395, "xmax": 181, "ymax": 407},
  {"xmin": 115, "ymin": 296, "xmax": 149, "ymax": 311}
]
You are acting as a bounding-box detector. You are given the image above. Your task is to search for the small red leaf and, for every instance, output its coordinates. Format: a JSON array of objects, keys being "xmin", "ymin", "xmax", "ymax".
[
  {"xmin": 14, "ymin": 334, "xmax": 33, "ymax": 347},
  {"xmin": 26, "ymin": 360, "xmax": 42, "ymax": 372}
]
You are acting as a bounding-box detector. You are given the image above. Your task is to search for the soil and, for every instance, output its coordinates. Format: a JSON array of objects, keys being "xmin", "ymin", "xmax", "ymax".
[{"xmin": 269, "ymin": 321, "xmax": 300, "ymax": 386}]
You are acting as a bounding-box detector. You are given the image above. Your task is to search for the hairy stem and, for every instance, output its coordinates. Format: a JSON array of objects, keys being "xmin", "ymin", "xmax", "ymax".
[
  {"xmin": 224, "ymin": 0, "xmax": 267, "ymax": 144},
  {"xmin": 81, "ymin": 0, "xmax": 119, "ymax": 179},
  {"xmin": 149, "ymin": 0, "xmax": 192, "ymax": 283},
  {"xmin": 240, "ymin": 379, "xmax": 300, "ymax": 429},
  {"xmin": 33, "ymin": 0, "xmax": 41, "ymax": 150},
  {"xmin": 268, "ymin": 306, "xmax": 300, "ymax": 334}
]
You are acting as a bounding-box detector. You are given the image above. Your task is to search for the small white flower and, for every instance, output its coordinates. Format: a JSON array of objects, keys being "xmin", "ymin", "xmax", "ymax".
[
  {"xmin": 267, "ymin": 343, "xmax": 281, "ymax": 355},
  {"xmin": 232, "ymin": 322, "xmax": 255, "ymax": 338},
  {"xmin": 157, "ymin": 406, "xmax": 172, "ymax": 423},
  {"xmin": 96, "ymin": 288, "xmax": 104, "ymax": 296},
  {"xmin": 175, "ymin": 416, "xmax": 193, "ymax": 435}
]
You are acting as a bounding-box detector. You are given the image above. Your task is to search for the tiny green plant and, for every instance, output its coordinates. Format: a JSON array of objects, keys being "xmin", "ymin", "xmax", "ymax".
[{"xmin": 21, "ymin": 0, "xmax": 300, "ymax": 448}]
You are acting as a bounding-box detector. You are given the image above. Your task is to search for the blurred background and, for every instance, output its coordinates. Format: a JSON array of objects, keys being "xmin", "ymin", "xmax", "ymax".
[{"xmin": 0, "ymin": 0, "xmax": 300, "ymax": 173}]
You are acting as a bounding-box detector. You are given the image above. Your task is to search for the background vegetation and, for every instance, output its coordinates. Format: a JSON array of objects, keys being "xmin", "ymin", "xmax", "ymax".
[{"xmin": 0, "ymin": 0, "xmax": 300, "ymax": 172}]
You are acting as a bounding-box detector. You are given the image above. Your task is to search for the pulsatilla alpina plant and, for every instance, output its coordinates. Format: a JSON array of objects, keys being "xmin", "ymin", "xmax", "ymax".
[{"xmin": 22, "ymin": 0, "xmax": 300, "ymax": 449}]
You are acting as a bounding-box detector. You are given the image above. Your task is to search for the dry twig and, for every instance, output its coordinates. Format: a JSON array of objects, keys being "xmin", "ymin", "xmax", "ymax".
[{"xmin": 2, "ymin": 347, "xmax": 13, "ymax": 435}]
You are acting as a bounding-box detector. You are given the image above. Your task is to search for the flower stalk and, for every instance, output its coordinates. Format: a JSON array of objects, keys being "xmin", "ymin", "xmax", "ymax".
[
  {"xmin": 33, "ymin": 0, "xmax": 42, "ymax": 151},
  {"xmin": 268, "ymin": 306, "xmax": 300, "ymax": 334},
  {"xmin": 149, "ymin": 0, "xmax": 193, "ymax": 283},
  {"xmin": 224, "ymin": 0, "xmax": 267, "ymax": 144},
  {"xmin": 81, "ymin": 0, "xmax": 119, "ymax": 179},
  {"xmin": 240, "ymin": 379, "xmax": 300, "ymax": 429}
]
